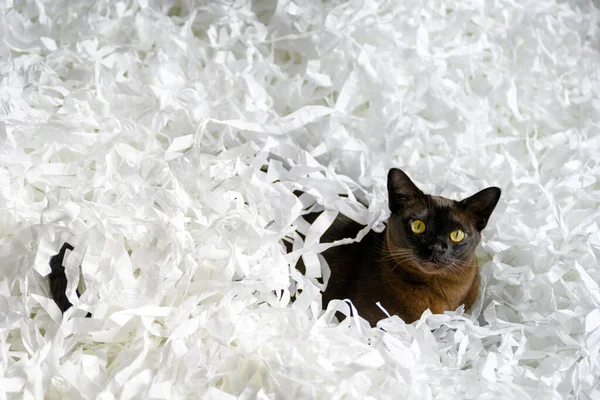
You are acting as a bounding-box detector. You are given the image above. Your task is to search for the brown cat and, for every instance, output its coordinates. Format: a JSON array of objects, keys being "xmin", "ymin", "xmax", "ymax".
[
  {"xmin": 311, "ymin": 168, "xmax": 501, "ymax": 326},
  {"xmin": 49, "ymin": 168, "xmax": 500, "ymax": 327}
]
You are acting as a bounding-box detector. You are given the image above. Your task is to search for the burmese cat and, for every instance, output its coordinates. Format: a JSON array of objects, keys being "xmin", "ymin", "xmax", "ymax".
[
  {"xmin": 48, "ymin": 168, "xmax": 500, "ymax": 327},
  {"xmin": 313, "ymin": 168, "xmax": 501, "ymax": 325}
]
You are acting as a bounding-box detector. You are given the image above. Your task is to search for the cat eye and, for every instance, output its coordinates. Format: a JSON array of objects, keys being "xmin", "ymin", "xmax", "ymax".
[
  {"xmin": 450, "ymin": 229, "xmax": 465, "ymax": 243},
  {"xmin": 410, "ymin": 219, "xmax": 426, "ymax": 234}
]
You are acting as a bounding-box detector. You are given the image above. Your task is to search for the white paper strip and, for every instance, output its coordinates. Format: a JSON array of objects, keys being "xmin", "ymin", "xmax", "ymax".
[{"xmin": 1, "ymin": 0, "xmax": 599, "ymax": 399}]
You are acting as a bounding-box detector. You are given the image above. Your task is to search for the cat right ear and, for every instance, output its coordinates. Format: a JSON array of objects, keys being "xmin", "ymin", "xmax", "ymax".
[
  {"xmin": 459, "ymin": 187, "xmax": 501, "ymax": 231},
  {"xmin": 387, "ymin": 168, "xmax": 424, "ymax": 213}
]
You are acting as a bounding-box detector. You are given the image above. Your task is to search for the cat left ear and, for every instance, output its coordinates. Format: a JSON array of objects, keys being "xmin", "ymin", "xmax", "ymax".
[
  {"xmin": 387, "ymin": 168, "xmax": 424, "ymax": 213},
  {"xmin": 459, "ymin": 187, "xmax": 501, "ymax": 231}
]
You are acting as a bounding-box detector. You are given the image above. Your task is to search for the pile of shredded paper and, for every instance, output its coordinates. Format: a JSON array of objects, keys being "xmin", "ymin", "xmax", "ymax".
[{"xmin": 1, "ymin": 1, "xmax": 600, "ymax": 398}]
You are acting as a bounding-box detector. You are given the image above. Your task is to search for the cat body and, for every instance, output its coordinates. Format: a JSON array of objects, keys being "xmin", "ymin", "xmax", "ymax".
[{"xmin": 318, "ymin": 168, "xmax": 500, "ymax": 325}]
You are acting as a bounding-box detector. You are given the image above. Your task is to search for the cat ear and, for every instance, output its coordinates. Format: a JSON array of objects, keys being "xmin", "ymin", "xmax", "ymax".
[
  {"xmin": 387, "ymin": 168, "xmax": 424, "ymax": 213},
  {"xmin": 459, "ymin": 187, "xmax": 501, "ymax": 231}
]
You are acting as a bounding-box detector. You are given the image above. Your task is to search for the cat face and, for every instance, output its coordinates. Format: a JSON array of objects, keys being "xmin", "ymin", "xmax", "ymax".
[{"xmin": 386, "ymin": 168, "xmax": 501, "ymax": 275}]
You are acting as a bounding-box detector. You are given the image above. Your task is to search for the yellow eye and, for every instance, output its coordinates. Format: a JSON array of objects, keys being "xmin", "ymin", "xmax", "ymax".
[
  {"xmin": 450, "ymin": 229, "xmax": 465, "ymax": 243},
  {"xmin": 410, "ymin": 220, "xmax": 426, "ymax": 234}
]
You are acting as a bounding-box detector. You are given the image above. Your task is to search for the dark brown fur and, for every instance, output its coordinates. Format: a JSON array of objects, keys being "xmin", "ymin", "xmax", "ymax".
[
  {"xmin": 312, "ymin": 168, "xmax": 500, "ymax": 326},
  {"xmin": 48, "ymin": 242, "xmax": 91, "ymax": 317},
  {"xmin": 48, "ymin": 242, "xmax": 76, "ymax": 313}
]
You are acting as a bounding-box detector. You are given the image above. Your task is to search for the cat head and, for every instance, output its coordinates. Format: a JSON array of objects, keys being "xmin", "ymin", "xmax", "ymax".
[{"xmin": 386, "ymin": 168, "xmax": 501, "ymax": 276}]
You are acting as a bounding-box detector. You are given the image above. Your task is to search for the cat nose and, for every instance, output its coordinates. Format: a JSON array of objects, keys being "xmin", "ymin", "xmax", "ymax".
[{"xmin": 429, "ymin": 242, "xmax": 446, "ymax": 252}]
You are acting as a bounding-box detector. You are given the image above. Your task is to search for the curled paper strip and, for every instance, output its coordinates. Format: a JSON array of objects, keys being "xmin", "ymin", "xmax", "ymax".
[{"xmin": 1, "ymin": 0, "xmax": 599, "ymax": 399}]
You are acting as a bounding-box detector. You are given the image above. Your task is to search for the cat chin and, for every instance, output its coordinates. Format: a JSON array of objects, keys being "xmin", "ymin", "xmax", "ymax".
[{"xmin": 418, "ymin": 261, "xmax": 449, "ymax": 275}]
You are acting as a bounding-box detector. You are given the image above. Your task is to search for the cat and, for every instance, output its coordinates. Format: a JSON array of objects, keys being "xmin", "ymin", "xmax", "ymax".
[
  {"xmin": 48, "ymin": 168, "xmax": 501, "ymax": 327},
  {"xmin": 306, "ymin": 168, "xmax": 501, "ymax": 326}
]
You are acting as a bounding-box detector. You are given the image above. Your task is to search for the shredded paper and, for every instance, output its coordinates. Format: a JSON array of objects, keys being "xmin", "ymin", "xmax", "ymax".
[{"xmin": 1, "ymin": 0, "xmax": 600, "ymax": 399}]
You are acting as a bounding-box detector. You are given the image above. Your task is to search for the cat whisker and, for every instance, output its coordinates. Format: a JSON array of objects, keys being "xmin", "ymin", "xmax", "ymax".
[
  {"xmin": 383, "ymin": 254, "xmax": 414, "ymax": 262},
  {"xmin": 388, "ymin": 258, "xmax": 417, "ymax": 277},
  {"xmin": 447, "ymin": 262, "xmax": 471, "ymax": 277},
  {"xmin": 386, "ymin": 255, "xmax": 419, "ymax": 277},
  {"xmin": 379, "ymin": 247, "xmax": 413, "ymax": 258},
  {"xmin": 383, "ymin": 255, "xmax": 415, "ymax": 264},
  {"xmin": 452, "ymin": 260, "xmax": 472, "ymax": 270},
  {"xmin": 381, "ymin": 254, "xmax": 412, "ymax": 261},
  {"xmin": 384, "ymin": 250, "xmax": 413, "ymax": 257},
  {"xmin": 380, "ymin": 253, "xmax": 414, "ymax": 262}
]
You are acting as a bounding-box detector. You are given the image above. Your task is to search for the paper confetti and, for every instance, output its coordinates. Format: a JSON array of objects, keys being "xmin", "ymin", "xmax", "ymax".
[{"xmin": 1, "ymin": 0, "xmax": 599, "ymax": 399}]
